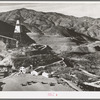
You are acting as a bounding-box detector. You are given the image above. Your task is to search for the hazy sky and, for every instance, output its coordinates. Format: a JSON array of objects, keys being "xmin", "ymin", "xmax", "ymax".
[{"xmin": 0, "ymin": 2, "xmax": 100, "ymax": 18}]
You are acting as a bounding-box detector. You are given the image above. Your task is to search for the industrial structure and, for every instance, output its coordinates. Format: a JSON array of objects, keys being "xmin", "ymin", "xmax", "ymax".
[
  {"xmin": 0, "ymin": 19, "xmax": 22, "ymax": 48},
  {"xmin": 13, "ymin": 19, "xmax": 22, "ymax": 47}
]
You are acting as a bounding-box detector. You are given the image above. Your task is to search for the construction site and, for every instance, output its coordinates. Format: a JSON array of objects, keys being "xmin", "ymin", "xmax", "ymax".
[{"xmin": 0, "ymin": 16, "xmax": 100, "ymax": 91}]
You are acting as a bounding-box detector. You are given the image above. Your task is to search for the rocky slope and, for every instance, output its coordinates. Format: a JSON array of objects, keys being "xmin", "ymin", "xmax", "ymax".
[{"xmin": 0, "ymin": 8, "xmax": 99, "ymax": 42}]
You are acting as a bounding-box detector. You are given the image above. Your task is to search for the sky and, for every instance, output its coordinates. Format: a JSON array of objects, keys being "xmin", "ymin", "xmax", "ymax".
[{"xmin": 0, "ymin": 2, "xmax": 100, "ymax": 18}]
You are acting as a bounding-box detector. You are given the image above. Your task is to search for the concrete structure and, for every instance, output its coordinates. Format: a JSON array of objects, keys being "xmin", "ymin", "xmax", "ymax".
[
  {"xmin": 0, "ymin": 19, "xmax": 34, "ymax": 48},
  {"xmin": 0, "ymin": 19, "xmax": 22, "ymax": 48},
  {"xmin": 13, "ymin": 19, "xmax": 22, "ymax": 47}
]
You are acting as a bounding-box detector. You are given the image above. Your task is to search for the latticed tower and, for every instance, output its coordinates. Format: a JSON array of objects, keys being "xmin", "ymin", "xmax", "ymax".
[{"xmin": 13, "ymin": 18, "xmax": 22, "ymax": 47}]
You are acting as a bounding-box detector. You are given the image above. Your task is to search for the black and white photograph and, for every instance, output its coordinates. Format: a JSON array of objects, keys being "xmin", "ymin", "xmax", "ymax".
[{"xmin": 0, "ymin": 1, "xmax": 100, "ymax": 93}]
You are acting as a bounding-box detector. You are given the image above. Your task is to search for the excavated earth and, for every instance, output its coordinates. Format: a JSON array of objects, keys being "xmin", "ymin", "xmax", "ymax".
[
  {"xmin": 0, "ymin": 41, "xmax": 100, "ymax": 91},
  {"xmin": 0, "ymin": 43, "xmax": 79, "ymax": 91}
]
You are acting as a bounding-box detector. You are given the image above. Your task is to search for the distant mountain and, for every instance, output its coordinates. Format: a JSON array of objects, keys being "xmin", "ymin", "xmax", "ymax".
[{"xmin": 0, "ymin": 8, "xmax": 99, "ymax": 43}]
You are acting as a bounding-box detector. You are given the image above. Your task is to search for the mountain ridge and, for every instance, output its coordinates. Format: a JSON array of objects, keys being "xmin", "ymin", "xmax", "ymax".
[{"xmin": 0, "ymin": 8, "xmax": 100, "ymax": 43}]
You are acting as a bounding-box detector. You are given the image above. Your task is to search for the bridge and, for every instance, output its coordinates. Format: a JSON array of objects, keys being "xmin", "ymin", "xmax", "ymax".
[{"xmin": 0, "ymin": 35, "xmax": 18, "ymax": 48}]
